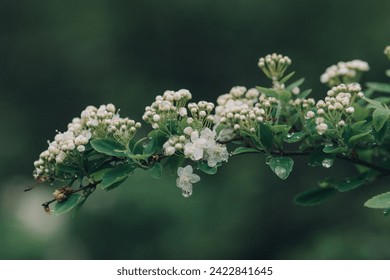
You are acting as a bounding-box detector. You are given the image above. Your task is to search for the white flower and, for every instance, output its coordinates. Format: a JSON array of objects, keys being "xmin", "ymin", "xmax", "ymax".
[
  {"xmin": 205, "ymin": 144, "xmax": 229, "ymax": 167},
  {"xmin": 176, "ymin": 165, "xmax": 201, "ymax": 197},
  {"xmin": 164, "ymin": 146, "xmax": 176, "ymax": 156},
  {"xmin": 184, "ymin": 131, "xmax": 206, "ymax": 160}
]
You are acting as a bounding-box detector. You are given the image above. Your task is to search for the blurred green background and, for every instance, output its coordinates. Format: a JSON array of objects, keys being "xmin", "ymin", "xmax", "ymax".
[{"xmin": 1, "ymin": 0, "xmax": 390, "ymax": 259}]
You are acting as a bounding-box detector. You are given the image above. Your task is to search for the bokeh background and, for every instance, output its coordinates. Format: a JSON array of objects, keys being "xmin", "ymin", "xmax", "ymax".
[{"xmin": 1, "ymin": 0, "xmax": 390, "ymax": 259}]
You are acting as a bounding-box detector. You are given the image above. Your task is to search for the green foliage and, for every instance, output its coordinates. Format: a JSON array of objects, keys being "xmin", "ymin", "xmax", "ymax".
[
  {"xmin": 293, "ymin": 187, "xmax": 337, "ymax": 206},
  {"xmin": 232, "ymin": 147, "xmax": 260, "ymax": 155},
  {"xmin": 366, "ymin": 82, "xmax": 390, "ymax": 93},
  {"xmin": 268, "ymin": 157, "xmax": 294, "ymax": 180},
  {"xmin": 364, "ymin": 192, "xmax": 390, "ymax": 209},
  {"xmin": 146, "ymin": 162, "xmax": 163, "ymax": 178},
  {"xmin": 197, "ymin": 161, "xmax": 220, "ymax": 175},
  {"xmin": 53, "ymin": 194, "xmax": 83, "ymax": 215},
  {"xmin": 90, "ymin": 138, "xmax": 127, "ymax": 157},
  {"xmin": 372, "ymin": 107, "xmax": 390, "ymax": 132},
  {"xmin": 99, "ymin": 163, "xmax": 136, "ymax": 190}
]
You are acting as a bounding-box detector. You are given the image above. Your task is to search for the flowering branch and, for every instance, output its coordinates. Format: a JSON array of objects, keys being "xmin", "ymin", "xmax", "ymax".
[{"xmin": 30, "ymin": 46, "xmax": 390, "ymax": 215}]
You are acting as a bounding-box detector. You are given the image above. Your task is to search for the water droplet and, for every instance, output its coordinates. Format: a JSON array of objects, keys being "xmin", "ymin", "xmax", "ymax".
[
  {"xmin": 384, "ymin": 209, "xmax": 389, "ymax": 216},
  {"xmin": 74, "ymin": 175, "xmax": 78, "ymax": 178},
  {"xmin": 287, "ymin": 134, "xmax": 292, "ymax": 138},
  {"xmin": 322, "ymin": 158, "xmax": 334, "ymax": 168},
  {"xmin": 182, "ymin": 190, "xmax": 192, "ymax": 198},
  {"xmin": 275, "ymin": 166, "xmax": 287, "ymax": 178},
  {"xmin": 265, "ymin": 156, "xmax": 272, "ymax": 165}
]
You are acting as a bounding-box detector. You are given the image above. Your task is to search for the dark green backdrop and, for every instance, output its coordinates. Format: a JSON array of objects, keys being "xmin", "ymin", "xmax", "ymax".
[{"xmin": 1, "ymin": 0, "xmax": 390, "ymax": 259}]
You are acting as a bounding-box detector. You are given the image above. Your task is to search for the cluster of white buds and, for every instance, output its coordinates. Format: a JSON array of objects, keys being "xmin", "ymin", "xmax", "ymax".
[
  {"xmin": 258, "ymin": 53, "xmax": 292, "ymax": 85},
  {"xmin": 187, "ymin": 101, "xmax": 215, "ymax": 129},
  {"xmin": 216, "ymin": 89, "xmax": 279, "ymax": 136},
  {"xmin": 215, "ymin": 87, "xmax": 260, "ymax": 124},
  {"xmin": 183, "ymin": 128, "xmax": 229, "ymax": 167},
  {"xmin": 142, "ymin": 89, "xmax": 192, "ymax": 130},
  {"xmin": 313, "ymin": 83, "xmax": 364, "ymax": 135},
  {"xmin": 33, "ymin": 104, "xmax": 140, "ymax": 182},
  {"xmin": 162, "ymin": 135, "xmax": 188, "ymax": 156},
  {"xmin": 289, "ymin": 98, "xmax": 316, "ymax": 119},
  {"xmin": 385, "ymin": 46, "xmax": 390, "ymax": 60},
  {"xmin": 80, "ymin": 104, "xmax": 141, "ymax": 143},
  {"xmin": 320, "ymin": 60, "xmax": 369, "ymax": 87}
]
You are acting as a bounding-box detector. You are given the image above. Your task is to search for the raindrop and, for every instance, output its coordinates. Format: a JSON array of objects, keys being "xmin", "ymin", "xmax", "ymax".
[
  {"xmin": 287, "ymin": 134, "xmax": 292, "ymax": 138},
  {"xmin": 275, "ymin": 166, "xmax": 287, "ymax": 178},
  {"xmin": 182, "ymin": 190, "xmax": 192, "ymax": 198},
  {"xmin": 322, "ymin": 158, "xmax": 334, "ymax": 168},
  {"xmin": 384, "ymin": 209, "xmax": 389, "ymax": 216}
]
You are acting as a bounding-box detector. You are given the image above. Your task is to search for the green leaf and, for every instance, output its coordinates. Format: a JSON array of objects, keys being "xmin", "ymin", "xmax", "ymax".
[
  {"xmin": 197, "ymin": 161, "xmax": 219, "ymax": 175},
  {"xmin": 131, "ymin": 137, "xmax": 149, "ymax": 155},
  {"xmin": 270, "ymin": 125, "xmax": 290, "ymax": 134},
  {"xmin": 366, "ymin": 82, "xmax": 390, "ymax": 93},
  {"xmin": 284, "ymin": 131, "xmax": 306, "ymax": 143},
  {"xmin": 309, "ymin": 146, "xmax": 335, "ymax": 168},
  {"xmin": 323, "ymin": 145, "xmax": 346, "ymax": 154},
  {"xmin": 256, "ymin": 87, "xmax": 291, "ymax": 101},
  {"xmin": 364, "ymin": 192, "xmax": 390, "ymax": 209},
  {"xmin": 279, "ymin": 71, "xmax": 295, "ymax": 84},
  {"xmin": 336, "ymin": 177, "xmax": 366, "ymax": 192},
  {"xmin": 386, "ymin": 69, "xmax": 390, "ymax": 78},
  {"xmin": 297, "ymin": 89, "xmax": 312, "ymax": 99},
  {"xmin": 258, "ymin": 123, "xmax": 274, "ymax": 149},
  {"xmin": 268, "ymin": 156, "xmax": 294, "ymax": 180},
  {"xmin": 99, "ymin": 163, "xmax": 135, "ymax": 190},
  {"xmin": 56, "ymin": 163, "xmax": 80, "ymax": 174},
  {"xmin": 146, "ymin": 162, "xmax": 163, "ymax": 179},
  {"xmin": 89, "ymin": 168, "xmax": 111, "ymax": 182},
  {"xmin": 286, "ymin": 78, "xmax": 305, "ymax": 91},
  {"xmin": 214, "ymin": 124, "xmax": 226, "ymax": 135},
  {"xmin": 372, "ymin": 108, "xmax": 390, "ymax": 132},
  {"xmin": 53, "ymin": 193, "xmax": 83, "ymax": 215},
  {"xmin": 232, "ymin": 147, "xmax": 261, "ymax": 155},
  {"xmin": 293, "ymin": 187, "xmax": 337, "ymax": 206},
  {"xmin": 351, "ymin": 120, "xmax": 368, "ymax": 132},
  {"xmin": 143, "ymin": 130, "xmax": 167, "ymax": 155},
  {"xmin": 363, "ymin": 97, "xmax": 385, "ymax": 109},
  {"xmin": 90, "ymin": 138, "xmax": 127, "ymax": 157},
  {"xmin": 163, "ymin": 156, "xmax": 185, "ymax": 176},
  {"xmin": 348, "ymin": 130, "xmax": 372, "ymax": 144},
  {"xmin": 373, "ymin": 122, "xmax": 389, "ymax": 144}
]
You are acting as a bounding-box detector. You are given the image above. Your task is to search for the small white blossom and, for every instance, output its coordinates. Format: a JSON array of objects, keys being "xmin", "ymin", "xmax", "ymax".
[{"xmin": 176, "ymin": 165, "xmax": 201, "ymax": 197}]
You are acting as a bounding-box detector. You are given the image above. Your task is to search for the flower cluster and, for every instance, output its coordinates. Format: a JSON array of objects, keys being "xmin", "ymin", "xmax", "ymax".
[
  {"xmin": 385, "ymin": 46, "xmax": 390, "ymax": 60},
  {"xmin": 187, "ymin": 101, "xmax": 215, "ymax": 129},
  {"xmin": 33, "ymin": 104, "xmax": 140, "ymax": 182},
  {"xmin": 310, "ymin": 83, "xmax": 364, "ymax": 135},
  {"xmin": 258, "ymin": 53, "xmax": 292, "ymax": 87},
  {"xmin": 215, "ymin": 86, "xmax": 282, "ymax": 136},
  {"xmin": 320, "ymin": 60, "xmax": 369, "ymax": 87},
  {"xmin": 142, "ymin": 89, "xmax": 192, "ymax": 130},
  {"xmin": 183, "ymin": 128, "xmax": 229, "ymax": 167}
]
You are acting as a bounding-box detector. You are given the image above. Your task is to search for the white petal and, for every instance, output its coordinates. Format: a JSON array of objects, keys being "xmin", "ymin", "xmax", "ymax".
[{"xmin": 189, "ymin": 174, "xmax": 201, "ymax": 183}]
